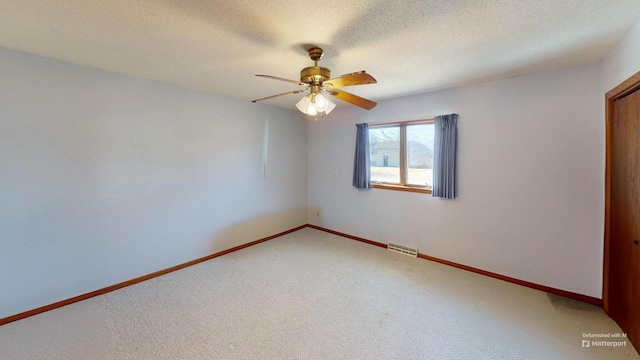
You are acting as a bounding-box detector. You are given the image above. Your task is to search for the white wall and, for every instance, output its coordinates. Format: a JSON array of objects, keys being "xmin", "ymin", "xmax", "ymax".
[
  {"xmin": 602, "ymin": 19, "xmax": 640, "ymax": 91},
  {"xmin": 308, "ymin": 62, "xmax": 603, "ymax": 298},
  {"xmin": 0, "ymin": 49, "xmax": 307, "ymax": 318}
]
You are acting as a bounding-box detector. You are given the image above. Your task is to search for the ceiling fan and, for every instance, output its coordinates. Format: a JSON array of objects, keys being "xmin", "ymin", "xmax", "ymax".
[{"xmin": 251, "ymin": 47, "xmax": 377, "ymax": 117}]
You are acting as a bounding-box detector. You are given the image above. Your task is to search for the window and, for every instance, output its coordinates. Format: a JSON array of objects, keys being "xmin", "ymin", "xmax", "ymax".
[{"xmin": 369, "ymin": 119, "xmax": 434, "ymax": 193}]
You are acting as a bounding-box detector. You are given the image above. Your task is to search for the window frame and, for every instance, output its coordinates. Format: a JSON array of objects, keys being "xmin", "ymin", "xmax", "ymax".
[{"xmin": 369, "ymin": 118, "xmax": 434, "ymax": 194}]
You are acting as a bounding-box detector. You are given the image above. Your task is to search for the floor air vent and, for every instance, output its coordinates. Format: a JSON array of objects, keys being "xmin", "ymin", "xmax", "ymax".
[{"xmin": 387, "ymin": 243, "xmax": 418, "ymax": 257}]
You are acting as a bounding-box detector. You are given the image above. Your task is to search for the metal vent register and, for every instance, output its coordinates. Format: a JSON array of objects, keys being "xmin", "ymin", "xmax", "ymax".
[{"xmin": 387, "ymin": 243, "xmax": 418, "ymax": 257}]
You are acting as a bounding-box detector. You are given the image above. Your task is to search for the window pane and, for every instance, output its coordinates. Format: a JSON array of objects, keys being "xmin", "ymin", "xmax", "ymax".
[
  {"xmin": 369, "ymin": 126, "xmax": 400, "ymax": 184},
  {"xmin": 407, "ymin": 124, "xmax": 434, "ymax": 188}
]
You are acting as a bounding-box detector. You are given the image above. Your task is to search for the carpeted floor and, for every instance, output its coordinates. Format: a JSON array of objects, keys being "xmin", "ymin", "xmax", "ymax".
[{"xmin": 1, "ymin": 228, "xmax": 638, "ymax": 359}]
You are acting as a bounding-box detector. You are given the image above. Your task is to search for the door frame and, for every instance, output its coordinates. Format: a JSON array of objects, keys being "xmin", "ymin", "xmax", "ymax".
[{"xmin": 603, "ymin": 70, "xmax": 640, "ymax": 313}]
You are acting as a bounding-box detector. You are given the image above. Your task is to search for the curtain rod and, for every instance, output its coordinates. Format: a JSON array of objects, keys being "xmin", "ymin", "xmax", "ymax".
[{"xmin": 368, "ymin": 117, "xmax": 434, "ymax": 127}]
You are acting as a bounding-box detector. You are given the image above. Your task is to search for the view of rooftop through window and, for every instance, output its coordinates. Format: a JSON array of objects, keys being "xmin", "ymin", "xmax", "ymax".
[
  {"xmin": 369, "ymin": 127, "xmax": 400, "ymax": 183},
  {"xmin": 369, "ymin": 123, "xmax": 435, "ymax": 188},
  {"xmin": 407, "ymin": 124, "xmax": 435, "ymax": 186}
]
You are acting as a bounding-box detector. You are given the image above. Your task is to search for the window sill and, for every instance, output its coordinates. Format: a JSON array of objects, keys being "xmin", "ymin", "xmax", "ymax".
[{"xmin": 371, "ymin": 183, "xmax": 432, "ymax": 194}]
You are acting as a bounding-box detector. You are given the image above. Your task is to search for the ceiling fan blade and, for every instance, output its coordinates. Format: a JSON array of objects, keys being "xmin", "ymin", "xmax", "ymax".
[
  {"xmin": 328, "ymin": 89, "xmax": 377, "ymax": 110},
  {"xmin": 251, "ymin": 89, "xmax": 307, "ymax": 103},
  {"xmin": 255, "ymin": 74, "xmax": 307, "ymax": 86},
  {"xmin": 324, "ymin": 71, "xmax": 377, "ymax": 89}
]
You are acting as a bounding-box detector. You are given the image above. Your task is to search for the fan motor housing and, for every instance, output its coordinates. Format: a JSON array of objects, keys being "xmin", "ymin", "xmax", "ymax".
[{"xmin": 300, "ymin": 66, "xmax": 330, "ymax": 85}]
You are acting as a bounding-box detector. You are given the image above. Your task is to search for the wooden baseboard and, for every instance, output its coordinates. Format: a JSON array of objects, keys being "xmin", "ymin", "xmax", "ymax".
[
  {"xmin": 308, "ymin": 224, "xmax": 603, "ymax": 307},
  {"xmin": 0, "ymin": 225, "xmax": 307, "ymax": 327},
  {"xmin": 306, "ymin": 224, "xmax": 387, "ymax": 249},
  {"xmin": 1, "ymin": 223, "xmax": 602, "ymax": 326}
]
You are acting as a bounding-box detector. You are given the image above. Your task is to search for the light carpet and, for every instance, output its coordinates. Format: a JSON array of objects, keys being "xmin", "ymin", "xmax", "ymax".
[{"xmin": 1, "ymin": 228, "xmax": 638, "ymax": 359}]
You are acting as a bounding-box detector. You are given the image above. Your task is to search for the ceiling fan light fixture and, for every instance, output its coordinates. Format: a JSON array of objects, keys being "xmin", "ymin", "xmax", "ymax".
[
  {"xmin": 294, "ymin": 93, "xmax": 335, "ymax": 116},
  {"xmin": 314, "ymin": 93, "xmax": 336, "ymax": 114},
  {"xmin": 306, "ymin": 103, "xmax": 318, "ymax": 116},
  {"xmin": 295, "ymin": 95, "xmax": 312, "ymax": 114},
  {"xmin": 314, "ymin": 93, "xmax": 329, "ymax": 112},
  {"xmin": 295, "ymin": 93, "xmax": 324, "ymax": 116}
]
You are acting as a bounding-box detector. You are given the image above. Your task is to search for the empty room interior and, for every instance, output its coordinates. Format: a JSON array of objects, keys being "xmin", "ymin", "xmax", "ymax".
[{"xmin": 2, "ymin": 1, "xmax": 640, "ymax": 359}]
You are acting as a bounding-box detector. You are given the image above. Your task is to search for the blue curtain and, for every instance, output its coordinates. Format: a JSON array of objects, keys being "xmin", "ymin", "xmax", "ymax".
[
  {"xmin": 432, "ymin": 114, "xmax": 458, "ymax": 199},
  {"xmin": 352, "ymin": 123, "xmax": 371, "ymax": 189}
]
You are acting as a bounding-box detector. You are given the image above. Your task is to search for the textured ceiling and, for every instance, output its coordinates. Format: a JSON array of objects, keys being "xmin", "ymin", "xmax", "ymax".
[{"xmin": 1, "ymin": 1, "xmax": 639, "ymax": 109}]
